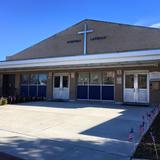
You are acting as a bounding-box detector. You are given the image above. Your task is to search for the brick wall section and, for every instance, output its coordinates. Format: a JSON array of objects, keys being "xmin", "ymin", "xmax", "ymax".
[
  {"xmin": 15, "ymin": 73, "xmax": 20, "ymax": 96},
  {"xmin": 1, "ymin": 65, "xmax": 160, "ymax": 104},
  {"xmin": 69, "ymin": 72, "xmax": 77, "ymax": 100},
  {"xmin": 7, "ymin": 19, "xmax": 160, "ymax": 61},
  {"xmin": 115, "ymin": 70, "xmax": 123, "ymax": 103},
  {"xmin": 149, "ymin": 65, "xmax": 160, "ymax": 105},
  {"xmin": 47, "ymin": 72, "xmax": 53, "ymax": 100},
  {"xmin": 0, "ymin": 74, "xmax": 3, "ymax": 96}
]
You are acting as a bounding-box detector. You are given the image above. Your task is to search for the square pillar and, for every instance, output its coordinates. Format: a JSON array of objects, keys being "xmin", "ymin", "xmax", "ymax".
[
  {"xmin": 15, "ymin": 73, "xmax": 20, "ymax": 96},
  {"xmin": 0, "ymin": 74, "xmax": 3, "ymax": 96},
  {"xmin": 115, "ymin": 70, "xmax": 123, "ymax": 103},
  {"xmin": 47, "ymin": 72, "xmax": 53, "ymax": 100},
  {"xmin": 70, "ymin": 72, "xmax": 77, "ymax": 100}
]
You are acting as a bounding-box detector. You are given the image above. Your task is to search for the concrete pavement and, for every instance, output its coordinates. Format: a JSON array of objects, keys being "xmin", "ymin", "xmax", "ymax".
[{"xmin": 0, "ymin": 101, "xmax": 152, "ymax": 160}]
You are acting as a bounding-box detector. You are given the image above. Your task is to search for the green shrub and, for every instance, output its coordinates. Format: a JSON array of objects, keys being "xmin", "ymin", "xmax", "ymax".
[
  {"xmin": 2, "ymin": 98, "xmax": 8, "ymax": 105},
  {"xmin": 0, "ymin": 98, "xmax": 8, "ymax": 106},
  {"xmin": 0, "ymin": 98, "xmax": 2, "ymax": 105}
]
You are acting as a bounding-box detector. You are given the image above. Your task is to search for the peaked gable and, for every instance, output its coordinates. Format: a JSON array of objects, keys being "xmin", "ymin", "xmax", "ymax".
[{"xmin": 7, "ymin": 19, "xmax": 160, "ymax": 61}]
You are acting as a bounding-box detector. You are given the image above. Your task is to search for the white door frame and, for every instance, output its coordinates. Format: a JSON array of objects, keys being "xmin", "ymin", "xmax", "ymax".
[
  {"xmin": 53, "ymin": 73, "xmax": 70, "ymax": 100},
  {"xmin": 123, "ymin": 70, "xmax": 150, "ymax": 104}
]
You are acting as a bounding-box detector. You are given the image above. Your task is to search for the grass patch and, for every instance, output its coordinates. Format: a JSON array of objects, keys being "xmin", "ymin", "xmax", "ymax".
[{"xmin": 133, "ymin": 113, "xmax": 160, "ymax": 159}]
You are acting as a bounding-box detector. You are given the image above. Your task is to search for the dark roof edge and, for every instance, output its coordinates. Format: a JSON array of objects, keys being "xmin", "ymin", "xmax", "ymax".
[{"xmin": 84, "ymin": 18, "xmax": 160, "ymax": 31}]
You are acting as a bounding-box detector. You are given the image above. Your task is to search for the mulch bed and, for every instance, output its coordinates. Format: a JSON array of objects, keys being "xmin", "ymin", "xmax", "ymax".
[
  {"xmin": 0, "ymin": 152, "xmax": 23, "ymax": 160},
  {"xmin": 133, "ymin": 113, "xmax": 160, "ymax": 159}
]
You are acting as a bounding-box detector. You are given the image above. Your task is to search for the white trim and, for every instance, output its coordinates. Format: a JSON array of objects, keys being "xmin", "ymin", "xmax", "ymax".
[
  {"xmin": 123, "ymin": 70, "xmax": 149, "ymax": 104},
  {"xmin": 1, "ymin": 49, "xmax": 160, "ymax": 69},
  {"xmin": 53, "ymin": 73, "xmax": 70, "ymax": 100}
]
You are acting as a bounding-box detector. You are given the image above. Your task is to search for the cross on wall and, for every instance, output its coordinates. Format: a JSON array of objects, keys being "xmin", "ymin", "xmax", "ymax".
[{"xmin": 78, "ymin": 24, "xmax": 93, "ymax": 55}]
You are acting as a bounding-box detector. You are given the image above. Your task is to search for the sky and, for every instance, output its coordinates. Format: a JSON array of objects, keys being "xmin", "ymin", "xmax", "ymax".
[{"xmin": 0, "ymin": 0, "xmax": 160, "ymax": 61}]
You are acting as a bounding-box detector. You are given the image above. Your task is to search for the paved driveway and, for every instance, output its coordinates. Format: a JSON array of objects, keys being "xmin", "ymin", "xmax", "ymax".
[{"xmin": 0, "ymin": 101, "xmax": 152, "ymax": 160}]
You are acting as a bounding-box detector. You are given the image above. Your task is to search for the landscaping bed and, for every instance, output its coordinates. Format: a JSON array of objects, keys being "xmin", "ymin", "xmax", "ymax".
[
  {"xmin": 133, "ymin": 113, "xmax": 160, "ymax": 159},
  {"xmin": 0, "ymin": 96, "xmax": 46, "ymax": 106}
]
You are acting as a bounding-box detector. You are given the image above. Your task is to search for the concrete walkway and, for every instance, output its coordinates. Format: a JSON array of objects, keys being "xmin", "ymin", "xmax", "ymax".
[{"xmin": 0, "ymin": 101, "xmax": 152, "ymax": 160}]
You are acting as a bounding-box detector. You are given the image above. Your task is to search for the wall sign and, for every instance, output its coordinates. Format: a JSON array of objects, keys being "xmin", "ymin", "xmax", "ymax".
[
  {"xmin": 90, "ymin": 36, "xmax": 107, "ymax": 41},
  {"xmin": 67, "ymin": 36, "xmax": 107, "ymax": 44},
  {"xmin": 67, "ymin": 39, "xmax": 81, "ymax": 44},
  {"xmin": 149, "ymin": 72, "xmax": 160, "ymax": 81}
]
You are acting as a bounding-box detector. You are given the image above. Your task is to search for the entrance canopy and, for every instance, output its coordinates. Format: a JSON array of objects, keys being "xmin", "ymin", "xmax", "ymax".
[{"xmin": 0, "ymin": 49, "xmax": 160, "ymax": 71}]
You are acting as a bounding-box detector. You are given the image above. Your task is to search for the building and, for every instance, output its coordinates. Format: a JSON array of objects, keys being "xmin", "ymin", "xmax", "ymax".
[{"xmin": 0, "ymin": 19, "xmax": 160, "ymax": 104}]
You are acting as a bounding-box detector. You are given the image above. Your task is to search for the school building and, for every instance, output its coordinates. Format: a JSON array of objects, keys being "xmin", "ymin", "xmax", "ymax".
[{"xmin": 0, "ymin": 19, "xmax": 160, "ymax": 104}]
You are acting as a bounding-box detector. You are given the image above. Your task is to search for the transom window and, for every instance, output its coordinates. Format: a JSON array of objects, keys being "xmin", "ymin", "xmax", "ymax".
[
  {"xmin": 21, "ymin": 74, "xmax": 29, "ymax": 85},
  {"xmin": 90, "ymin": 72, "xmax": 102, "ymax": 84},
  {"xmin": 30, "ymin": 74, "xmax": 39, "ymax": 85},
  {"xmin": 78, "ymin": 72, "xmax": 89, "ymax": 85},
  {"xmin": 103, "ymin": 72, "xmax": 115, "ymax": 85},
  {"xmin": 38, "ymin": 74, "xmax": 47, "ymax": 85},
  {"xmin": 21, "ymin": 73, "xmax": 48, "ymax": 86},
  {"xmin": 78, "ymin": 71, "xmax": 115, "ymax": 85}
]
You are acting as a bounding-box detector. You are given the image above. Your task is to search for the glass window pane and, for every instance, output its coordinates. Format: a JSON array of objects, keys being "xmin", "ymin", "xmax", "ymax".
[
  {"xmin": 39, "ymin": 74, "xmax": 47, "ymax": 85},
  {"xmin": 63, "ymin": 76, "xmax": 68, "ymax": 88},
  {"xmin": 21, "ymin": 74, "xmax": 29, "ymax": 85},
  {"xmin": 125, "ymin": 75, "xmax": 134, "ymax": 88},
  {"xmin": 54, "ymin": 76, "xmax": 60, "ymax": 88},
  {"xmin": 30, "ymin": 74, "xmax": 38, "ymax": 84},
  {"xmin": 90, "ymin": 72, "xmax": 101, "ymax": 84},
  {"xmin": 138, "ymin": 74, "xmax": 147, "ymax": 89},
  {"xmin": 103, "ymin": 71, "xmax": 115, "ymax": 84},
  {"xmin": 78, "ymin": 72, "xmax": 89, "ymax": 85}
]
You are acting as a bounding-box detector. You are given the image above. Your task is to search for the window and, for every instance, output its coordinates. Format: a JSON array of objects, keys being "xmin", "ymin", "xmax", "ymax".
[
  {"xmin": 90, "ymin": 72, "xmax": 101, "ymax": 84},
  {"xmin": 54, "ymin": 76, "xmax": 60, "ymax": 88},
  {"xmin": 125, "ymin": 75, "xmax": 134, "ymax": 88},
  {"xmin": 78, "ymin": 72, "xmax": 89, "ymax": 85},
  {"xmin": 63, "ymin": 76, "xmax": 68, "ymax": 88},
  {"xmin": 138, "ymin": 74, "xmax": 147, "ymax": 89},
  {"xmin": 21, "ymin": 74, "xmax": 29, "ymax": 85},
  {"xmin": 103, "ymin": 72, "xmax": 115, "ymax": 85},
  {"xmin": 38, "ymin": 74, "xmax": 47, "ymax": 85},
  {"xmin": 30, "ymin": 74, "xmax": 38, "ymax": 85}
]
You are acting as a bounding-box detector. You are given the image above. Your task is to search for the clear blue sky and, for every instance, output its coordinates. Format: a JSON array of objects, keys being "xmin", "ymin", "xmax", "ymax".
[{"xmin": 0, "ymin": 0, "xmax": 160, "ymax": 60}]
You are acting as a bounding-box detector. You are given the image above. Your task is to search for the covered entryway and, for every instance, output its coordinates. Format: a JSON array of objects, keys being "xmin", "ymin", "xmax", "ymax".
[
  {"xmin": 53, "ymin": 73, "xmax": 70, "ymax": 100},
  {"xmin": 124, "ymin": 71, "xmax": 149, "ymax": 104},
  {"xmin": 3, "ymin": 74, "xmax": 16, "ymax": 97}
]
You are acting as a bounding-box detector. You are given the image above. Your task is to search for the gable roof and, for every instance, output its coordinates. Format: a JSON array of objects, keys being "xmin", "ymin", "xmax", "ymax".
[{"xmin": 6, "ymin": 19, "xmax": 160, "ymax": 61}]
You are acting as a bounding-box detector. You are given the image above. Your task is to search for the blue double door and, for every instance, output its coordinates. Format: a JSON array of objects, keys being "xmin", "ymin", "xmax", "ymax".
[{"xmin": 77, "ymin": 85, "xmax": 114, "ymax": 100}]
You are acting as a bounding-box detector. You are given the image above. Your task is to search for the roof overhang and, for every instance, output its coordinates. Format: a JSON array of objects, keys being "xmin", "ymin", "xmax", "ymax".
[{"xmin": 0, "ymin": 49, "xmax": 160, "ymax": 70}]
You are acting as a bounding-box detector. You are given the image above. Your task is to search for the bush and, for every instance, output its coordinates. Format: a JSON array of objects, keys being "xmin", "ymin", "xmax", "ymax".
[
  {"xmin": 0, "ymin": 97, "xmax": 8, "ymax": 105},
  {"xmin": 0, "ymin": 98, "xmax": 2, "ymax": 105}
]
